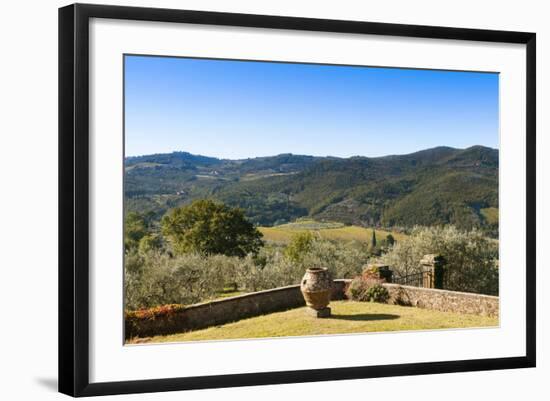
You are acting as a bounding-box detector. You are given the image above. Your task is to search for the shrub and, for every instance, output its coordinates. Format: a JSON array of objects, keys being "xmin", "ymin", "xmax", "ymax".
[
  {"xmin": 364, "ymin": 284, "xmax": 390, "ymax": 303},
  {"xmin": 346, "ymin": 277, "xmax": 369, "ymax": 300},
  {"xmin": 346, "ymin": 276, "xmax": 388, "ymax": 303},
  {"xmin": 361, "ymin": 265, "xmax": 385, "ymax": 281},
  {"xmin": 125, "ymin": 304, "xmax": 185, "ymax": 320},
  {"xmin": 125, "ymin": 304, "xmax": 187, "ymax": 339}
]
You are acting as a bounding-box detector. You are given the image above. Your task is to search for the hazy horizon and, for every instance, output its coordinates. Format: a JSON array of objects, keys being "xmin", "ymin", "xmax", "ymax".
[
  {"xmin": 124, "ymin": 144, "xmax": 498, "ymax": 161},
  {"xmin": 125, "ymin": 55, "xmax": 499, "ymax": 159}
]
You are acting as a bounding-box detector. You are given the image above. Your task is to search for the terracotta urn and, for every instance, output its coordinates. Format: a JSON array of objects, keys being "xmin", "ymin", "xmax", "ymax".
[{"xmin": 300, "ymin": 267, "xmax": 332, "ymax": 316}]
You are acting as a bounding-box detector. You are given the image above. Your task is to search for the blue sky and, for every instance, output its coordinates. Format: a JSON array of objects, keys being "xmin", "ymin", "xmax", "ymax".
[{"xmin": 124, "ymin": 55, "xmax": 499, "ymax": 159}]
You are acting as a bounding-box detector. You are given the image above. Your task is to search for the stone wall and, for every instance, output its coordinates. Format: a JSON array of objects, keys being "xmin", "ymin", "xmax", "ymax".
[
  {"xmin": 125, "ymin": 279, "xmax": 497, "ymax": 339},
  {"xmin": 382, "ymin": 283, "xmax": 499, "ymax": 317},
  {"xmin": 126, "ymin": 281, "xmax": 349, "ymax": 339}
]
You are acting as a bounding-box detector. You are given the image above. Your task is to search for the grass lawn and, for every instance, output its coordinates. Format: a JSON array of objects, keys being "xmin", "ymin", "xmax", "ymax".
[
  {"xmin": 259, "ymin": 220, "xmax": 407, "ymax": 244},
  {"xmin": 129, "ymin": 301, "xmax": 498, "ymax": 344}
]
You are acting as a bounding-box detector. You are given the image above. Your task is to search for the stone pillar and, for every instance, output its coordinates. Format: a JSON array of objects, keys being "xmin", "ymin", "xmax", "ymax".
[
  {"xmin": 420, "ymin": 254, "xmax": 445, "ymax": 289},
  {"xmin": 363, "ymin": 263, "xmax": 393, "ymax": 283}
]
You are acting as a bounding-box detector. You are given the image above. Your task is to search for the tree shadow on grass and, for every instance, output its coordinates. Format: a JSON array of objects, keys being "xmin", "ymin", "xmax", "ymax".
[{"xmin": 330, "ymin": 313, "xmax": 399, "ymax": 322}]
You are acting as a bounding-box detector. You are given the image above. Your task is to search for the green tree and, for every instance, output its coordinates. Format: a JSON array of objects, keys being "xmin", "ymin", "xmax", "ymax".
[
  {"xmin": 161, "ymin": 200, "xmax": 263, "ymax": 257},
  {"xmin": 284, "ymin": 231, "xmax": 315, "ymax": 263},
  {"xmin": 375, "ymin": 226, "xmax": 498, "ymax": 295},
  {"xmin": 125, "ymin": 212, "xmax": 147, "ymax": 251},
  {"xmin": 138, "ymin": 233, "xmax": 163, "ymax": 254},
  {"xmin": 371, "ymin": 230, "xmax": 377, "ymax": 248}
]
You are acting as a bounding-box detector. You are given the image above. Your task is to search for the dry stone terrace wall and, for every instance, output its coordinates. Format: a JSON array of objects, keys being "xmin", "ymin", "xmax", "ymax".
[
  {"xmin": 382, "ymin": 283, "xmax": 499, "ymax": 318},
  {"xmin": 125, "ymin": 279, "xmax": 498, "ymax": 339}
]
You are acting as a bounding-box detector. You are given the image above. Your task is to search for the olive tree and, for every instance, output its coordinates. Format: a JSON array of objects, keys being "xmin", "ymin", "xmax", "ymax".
[{"xmin": 375, "ymin": 226, "xmax": 498, "ymax": 295}]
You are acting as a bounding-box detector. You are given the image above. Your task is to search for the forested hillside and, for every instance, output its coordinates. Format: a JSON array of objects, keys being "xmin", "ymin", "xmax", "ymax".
[{"xmin": 124, "ymin": 146, "xmax": 498, "ymax": 236}]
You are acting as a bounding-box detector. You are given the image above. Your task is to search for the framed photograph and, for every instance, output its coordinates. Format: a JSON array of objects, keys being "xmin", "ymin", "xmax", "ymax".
[{"xmin": 59, "ymin": 3, "xmax": 536, "ymax": 397}]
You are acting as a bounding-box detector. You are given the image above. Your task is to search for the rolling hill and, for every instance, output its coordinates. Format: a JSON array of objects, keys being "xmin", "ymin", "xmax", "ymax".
[
  {"xmin": 124, "ymin": 146, "xmax": 499, "ymax": 236},
  {"xmin": 258, "ymin": 219, "xmax": 407, "ymax": 244}
]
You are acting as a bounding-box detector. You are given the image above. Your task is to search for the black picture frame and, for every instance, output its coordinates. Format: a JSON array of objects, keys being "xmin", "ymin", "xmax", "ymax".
[{"xmin": 59, "ymin": 3, "xmax": 536, "ymax": 397}]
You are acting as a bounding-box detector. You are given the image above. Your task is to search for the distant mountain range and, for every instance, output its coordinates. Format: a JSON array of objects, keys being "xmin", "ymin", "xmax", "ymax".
[{"xmin": 124, "ymin": 145, "xmax": 499, "ymax": 236}]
